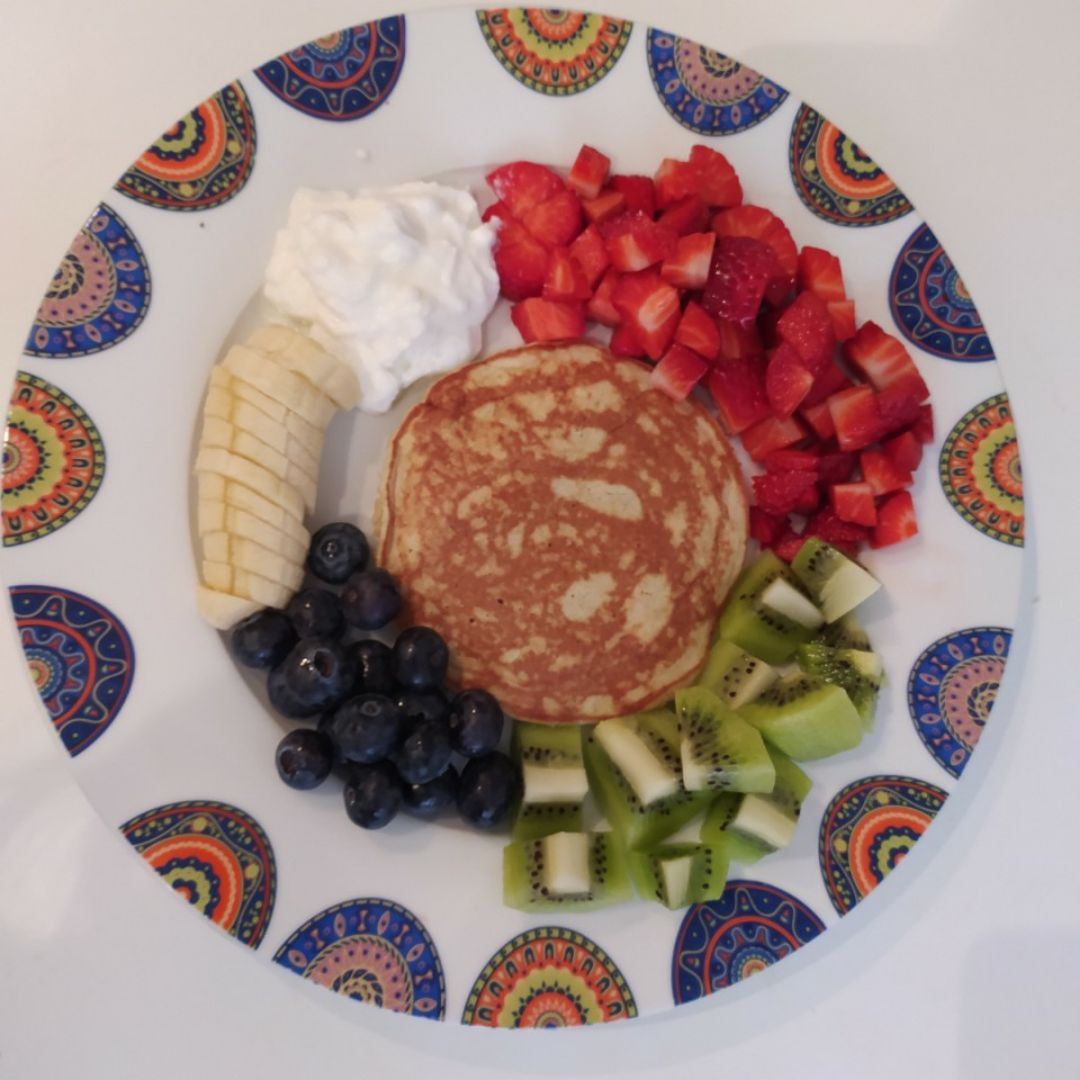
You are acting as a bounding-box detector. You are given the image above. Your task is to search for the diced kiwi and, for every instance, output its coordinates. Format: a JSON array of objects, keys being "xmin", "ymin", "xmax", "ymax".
[
  {"xmin": 593, "ymin": 711, "xmax": 681, "ymax": 807},
  {"xmin": 797, "ymin": 643, "xmax": 883, "ymax": 731},
  {"xmin": 676, "ymin": 686, "xmax": 775, "ymax": 794},
  {"xmin": 737, "ymin": 673, "xmax": 863, "ymax": 760},
  {"xmin": 818, "ymin": 612, "xmax": 872, "ymax": 651},
  {"xmin": 717, "ymin": 551, "xmax": 820, "ymax": 663},
  {"xmin": 627, "ymin": 842, "xmax": 729, "ymax": 909},
  {"xmin": 696, "ymin": 638, "xmax": 778, "ymax": 708},
  {"xmin": 791, "ymin": 539, "xmax": 881, "ymax": 623},
  {"xmin": 759, "ymin": 578, "xmax": 824, "ymax": 630},
  {"xmin": 511, "ymin": 722, "xmax": 588, "ymax": 840},
  {"xmin": 503, "ymin": 830, "xmax": 633, "ymax": 913},
  {"xmin": 584, "ymin": 720, "xmax": 711, "ymax": 851}
]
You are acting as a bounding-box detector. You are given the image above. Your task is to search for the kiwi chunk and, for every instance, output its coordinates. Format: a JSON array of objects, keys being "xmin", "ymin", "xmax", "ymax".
[
  {"xmin": 627, "ymin": 842, "xmax": 729, "ymax": 909},
  {"xmin": 737, "ymin": 673, "xmax": 863, "ymax": 760},
  {"xmin": 676, "ymin": 687, "xmax": 775, "ymax": 794},
  {"xmin": 818, "ymin": 612, "xmax": 872, "ymax": 651},
  {"xmin": 791, "ymin": 539, "xmax": 881, "ymax": 623},
  {"xmin": 511, "ymin": 722, "xmax": 588, "ymax": 840},
  {"xmin": 717, "ymin": 551, "xmax": 820, "ymax": 663},
  {"xmin": 759, "ymin": 578, "xmax": 824, "ymax": 630},
  {"xmin": 503, "ymin": 831, "xmax": 633, "ymax": 913},
  {"xmin": 696, "ymin": 639, "xmax": 778, "ymax": 708},
  {"xmin": 584, "ymin": 719, "xmax": 710, "ymax": 851},
  {"xmin": 797, "ymin": 644, "xmax": 883, "ymax": 731},
  {"xmin": 593, "ymin": 711, "xmax": 681, "ymax": 806}
]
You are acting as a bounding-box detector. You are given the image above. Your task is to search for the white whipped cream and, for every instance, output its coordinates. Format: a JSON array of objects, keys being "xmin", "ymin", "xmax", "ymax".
[{"xmin": 264, "ymin": 181, "xmax": 499, "ymax": 413}]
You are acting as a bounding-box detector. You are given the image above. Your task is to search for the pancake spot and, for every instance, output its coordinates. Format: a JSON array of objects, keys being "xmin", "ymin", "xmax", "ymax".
[
  {"xmin": 618, "ymin": 550, "xmax": 635, "ymax": 571},
  {"xmin": 582, "ymin": 694, "xmax": 616, "ymax": 716},
  {"xmin": 457, "ymin": 486, "xmax": 492, "ymax": 519},
  {"xmin": 624, "ymin": 573, "xmax": 673, "ymax": 645},
  {"xmin": 557, "ymin": 523, "xmax": 580, "ymax": 541},
  {"xmin": 466, "ymin": 364, "xmax": 515, "ymax": 390},
  {"xmin": 560, "ymin": 572, "xmax": 617, "ymax": 622},
  {"xmin": 531, "ymin": 524, "xmax": 553, "ymax": 546},
  {"xmin": 506, "ymin": 523, "xmax": 524, "ymax": 558},
  {"xmin": 665, "ymin": 504, "xmax": 688, "ymax": 547},
  {"xmin": 569, "ymin": 380, "xmax": 624, "ymax": 412},
  {"xmin": 637, "ymin": 415, "xmax": 660, "ymax": 435},
  {"xmin": 551, "ymin": 477, "xmax": 643, "ymax": 521},
  {"xmin": 514, "ymin": 389, "xmax": 557, "ymax": 421},
  {"xmin": 543, "ymin": 425, "xmax": 608, "ymax": 462}
]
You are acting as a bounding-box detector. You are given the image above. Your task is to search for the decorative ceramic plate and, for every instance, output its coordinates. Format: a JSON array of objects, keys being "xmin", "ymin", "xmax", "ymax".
[{"xmin": 1, "ymin": 7, "xmax": 1023, "ymax": 1027}]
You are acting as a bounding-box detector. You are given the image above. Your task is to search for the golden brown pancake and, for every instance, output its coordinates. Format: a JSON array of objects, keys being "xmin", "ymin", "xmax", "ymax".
[{"xmin": 376, "ymin": 343, "xmax": 748, "ymax": 723}]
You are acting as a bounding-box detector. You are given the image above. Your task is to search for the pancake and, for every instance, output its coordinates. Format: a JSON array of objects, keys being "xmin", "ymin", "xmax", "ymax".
[{"xmin": 376, "ymin": 343, "xmax": 748, "ymax": 723}]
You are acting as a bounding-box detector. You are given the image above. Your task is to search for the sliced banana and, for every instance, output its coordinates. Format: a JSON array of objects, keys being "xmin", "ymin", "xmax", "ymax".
[
  {"xmin": 195, "ymin": 586, "xmax": 262, "ymax": 631},
  {"xmin": 196, "ymin": 481, "xmax": 311, "ymax": 549},
  {"xmin": 197, "ymin": 501, "xmax": 309, "ymax": 564},
  {"xmin": 247, "ymin": 323, "xmax": 361, "ymax": 410},
  {"xmin": 194, "ymin": 446, "xmax": 305, "ymax": 524},
  {"xmin": 221, "ymin": 344, "xmax": 337, "ymax": 430},
  {"xmin": 202, "ymin": 561, "xmax": 294, "ymax": 609},
  {"xmin": 201, "ymin": 532, "xmax": 304, "ymax": 593}
]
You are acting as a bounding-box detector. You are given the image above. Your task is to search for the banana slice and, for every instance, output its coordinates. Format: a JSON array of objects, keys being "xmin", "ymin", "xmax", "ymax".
[
  {"xmin": 201, "ymin": 532, "xmax": 304, "ymax": 593},
  {"xmin": 202, "ymin": 561, "xmax": 294, "ymax": 609},
  {"xmin": 197, "ymin": 501, "xmax": 308, "ymax": 564},
  {"xmin": 247, "ymin": 323, "xmax": 360, "ymax": 410},
  {"xmin": 195, "ymin": 586, "xmax": 262, "ymax": 631},
  {"xmin": 195, "ymin": 446, "xmax": 305, "ymax": 523},
  {"xmin": 221, "ymin": 344, "xmax": 336, "ymax": 430},
  {"xmin": 196, "ymin": 479, "xmax": 311, "ymax": 548}
]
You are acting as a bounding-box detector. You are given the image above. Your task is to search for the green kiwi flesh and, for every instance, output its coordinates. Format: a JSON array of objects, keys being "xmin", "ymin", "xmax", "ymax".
[
  {"xmin": 791, "ymin": 539, "xmax": 881, "ymax": 622},
  {"xmin": 627, "ymin": 842, "xmax": 730, "ymax": 909},
  {"xmin": 818, "ymin": 613, "xmax": 872, "ymax": 651},
  {"xmin": 797, "ymin": 643, "xmax": 883, "ymax": 731},
  {"xmin": 695, "ymin": 638, "xmax": 778, "ymax": 708},
  {"xmin": 511, "ymin": 722, "xmax": 588, "ymax": 840},
  {"xmin": 593, "ymin": 711, "xmax": 681, "ymax": 807},
  {"xmin": 503, "ymin": 831, "xmax": 633, "ymax": 913}
]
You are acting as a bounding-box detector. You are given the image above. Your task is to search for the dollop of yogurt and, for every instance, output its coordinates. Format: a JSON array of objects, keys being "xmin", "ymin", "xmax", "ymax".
[{"xmin": 264, "ymin": 181, "xmax": 499, "ymax": 413}]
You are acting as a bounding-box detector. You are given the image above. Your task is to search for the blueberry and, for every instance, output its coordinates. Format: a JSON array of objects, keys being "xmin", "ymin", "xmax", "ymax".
[
  {"xmin": 448, "ymin": 689, "xmax": 504, "ymax": 758},
  {"xmin": 350, "ymin": 639, "xmax": 395, "ymax": 696},
  {"xmin": 267, "ymin": 664, "xmax": 317, "ymax": 719},
  {"xmin": 322, "ymin": 694, "xmax": 403, "ymax": 764},
  {"xmin": 393, "ymin": 716, "xmax": 453, "ymax": 785},
  {"xmin": 307, "ymin": 522, "xmax": 370, "ymax": 584},
  {"xmin": 344, "ymin": 761, "xmax": 402, "ymax": 829},
  {"xmin": 271, "ymin": 638, "xmax": 355, "ymax": 717},
  {"xmin": 275, "ymin": 729, "xmax": 333, "ymax": 790},
  {"xmin": 231, "ymin": 609, "xmax": 296, "ymax": 669},
  {"xmin": 342, "ymin": 569, "xmax": 402, "ymax": 630},
  {"xmin": 396, "ymin": 688, "xmax": 449, "ymax": 726},
  {"xmin": 403, "ymin": 765, "xmax": 459, "ymax": 818},
  {"xmin": 286, "ymin": 587, "xmax": 345, "ymax": 639},
  {"xmin": 392, "ymin": 626, "xmax": 449, "ymax": 691},
  {"xmin": 457, "ymin": 752, "xmax": 520, "ymax": 829}
]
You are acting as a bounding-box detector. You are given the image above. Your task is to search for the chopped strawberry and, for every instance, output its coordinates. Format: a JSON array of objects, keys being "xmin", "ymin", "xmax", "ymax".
[
  {"xmin": 716, "ymin": 317, "xmax": 763, "ymax": 361},
  {"xmin": 602, "ymin": 211, "xmax": 677, "ymax": 272},
  {"xmin": 582, "ymin": 190, "xmax": 626, "ymax": 225},
  {"xmin": 797, "ymin": 246, "xmax": 845, "ymax": 302},
  {"xmin": 487, "ymin": 161, "xmax": 564, "ymax": 219},
  {"xmin": 765, "ymin": 342, "xmax": 815, "ymax": 418},
  {"xmin": 793, "ymin": 482, "xmax": 823, "ymax": 515},
  {"xmin": 492, "ymin": 216, "xmax": 549, "ymax": 300},
  {"xmin": 764, "ymin": 448, "xmax": 821, "ymax": 473},
  {"xmin": 765, "ymin": 276, "xmax": 795, "ymax": 309},
  {"xmin": 830, "ymin": 481, "xmax": 878, "ymax": 527},
  {"xmin": 801, "ymin": 400, "xmax": 836, "ymax": 440},
  {"xmin": 912, "ymin": 404, "xmax": 934, "ymax": 444},
  {"xmin": 707, "ymin": 357, "xmax": 771, "ymax": 434},
  {"xmin": 777, "ymin": 291, "xmax": 835, "ymax": 373},
  {"xmin": 773, "ymin": 530, "xmax": 809, "ymax": 562},
  {"xmin": 802, "ymin": 359, "xmax": 854, "ymax": 407},
  {"xmin": 609, "ymin": 175, "xmax": 656, "ymax": 217},
  {"xmin": 610, "ymin": 321, "xmax": 645, "ymax": 357},
  {"xmin": 871, "ymin": 490, "xmax": 918, "ymax": 548},
  {"xmin": 569, "ymin": 225, "xmax": 610, "ymax": 288},
  {"xmin": 567, "ymin": 145, "xmax": 610, "ymax": 200},
  {"xmin": 713, "ymin": 205, "xmax": 798, "ymax": 281},
  {"xmin": 741, "ymin": 414, "xmax": 805, "ymax": 462},
  {"xmin": 749, "ymin": 507, "xmax": 786, "ymax": 546},
  {"xmin": 510, "ymin": 298, "xmax": 585, "ymax": 343},
  {"xmin": 542, "ymin": 247, "xmax": 592, "ymax": 301},
  {"xmin": 522, "ymin": 189, "xmax": 582, "ymax": 249},
  {"xmin": 826, "ymin": 299, "xmax": 857, "ymax": 342},
  {"xmin": 654, "ymin": 158, "xmax": 700, "ymax": 208},
  {"xmin": 688, "ymin": 145, "xmax": 743, "ymax": 207},
  {"xmin": 586, "ymin": 267, "xmax": 621, "ymax": 327},
  {"xmin": 651, "ymin": 343, "xmax": 709, "ymax": 400},
  {"xmin": 805, "ymin": 506, "xmax": 869, "ymax": 551},
  {"xmin": 860, "ymin": 448, "xmax": 913, "ymax": 496},
  {"xmin": 661, "ymin": 232, "xmax": 716, "ymax": 289},
  {"xmin": 818, "ymin": 450, "xmax": 857, "ymax": 485},
  {"xmin": 884, "ymin": 430, "xmax": 923, "ymax": 473},
  {"xmin": 828, "ymin": 385, "xmax": 881, "ymax": 452},
  {"xmin": 753, "ymin": 470, "xmax": 818, "ymax": 516},
  {"xmin": 612, "ymin": 270, "xmax": 681, "ymax": 360},
  {"xmin": 482, "ymin": 200, "xmax": 512, "ymax": 225},
  {"xmin": 875, "ymin": 386, "xmax": 925, "ymax": 440},
  {"xmin": 844, "ymin": 321, "xmax": 929, "ymax": 402},
  {"xmin": 659, "ymin": 195, "xmax": 710, "ymax": 236},
  {"xmin": 702, "ymin": 236, "xmax": 779, "ymax": 325},
  {"xmin": 675, "ymin": 301, "xmax": 721, "ymax": 360},
  {"xmin": 758, "ymin": 305, "xmax": 784, "ymax": 348}
]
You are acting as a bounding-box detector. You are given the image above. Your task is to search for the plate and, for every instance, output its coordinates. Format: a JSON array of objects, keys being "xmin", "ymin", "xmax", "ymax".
[{"xmin": 0, "ymin": 7, "xmax": 1024, "ymax": 1027}]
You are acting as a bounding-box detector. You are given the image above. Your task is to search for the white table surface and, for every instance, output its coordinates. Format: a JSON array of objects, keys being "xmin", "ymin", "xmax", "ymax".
[{"xmin": 1, "ymin": 1, "xmax": 1077, "ymax": 1076}]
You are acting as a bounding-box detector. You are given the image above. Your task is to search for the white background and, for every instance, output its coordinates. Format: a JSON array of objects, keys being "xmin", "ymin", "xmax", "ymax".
[{"xmin": 0, "ymin": 1, "xmax": 1077, "ymax": 1076}]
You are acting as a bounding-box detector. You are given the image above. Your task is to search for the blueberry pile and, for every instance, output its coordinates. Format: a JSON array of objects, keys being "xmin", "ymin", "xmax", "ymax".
[{"xmin": 231, "ymin": 522, "xmax": 520, "ymax": 831}]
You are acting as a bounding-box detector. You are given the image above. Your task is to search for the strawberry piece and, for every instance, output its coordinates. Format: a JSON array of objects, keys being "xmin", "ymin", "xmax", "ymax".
[
  {"xmin": 716, "ymin": 317, "xmax": 763, "ymax": 361},
  {"xmin": 777, "ymin": 291, "xmax": 835, "ymax": 373},
  {"xmin": 801, "ymin": 400, "xmax": 836, "ymax": 440},
  {"xmin": 765, "ymin": 341, "xmax": 815, "ymax": 418},
  {"xmin": 758, "ymin": 305, "xmax": 784, "ymax": 348},
  {"xmin": 582, "ymin": 190, "xmax": 626, "ymax": 224},
  {"xmin": 794, "ymin": 482, "xmax": 823, "ymax": 515},
  {"xmin": 609, "ymin": 175, "xmax": 656, "ymax": 217},
  {"xmin": 884, "ymin": 430, "xmax": 923, "ymax": 473},
  {"xmin": 651, "ymin": 343, "xmax": 709, "ymax": 400},
  {"xmin": 797, "ymin": 246, "xmax": 845, "ymax": 302},
  {"xmin": 802, "ymin": 358, "xmax": 854, "ymax": 407},
  {"xmin": 543, "ymin": 247, "xmax": 592, "ymax": 301},
  {"xmin": 860, "ymin": 448, "xmax": 913, "ymax": 496},
  {"xmin": 487, "ymin": 161, "xmax": 564, "ymax": 219},
  {"xmin": 523, "ymin": 189, "xmax": 582, "ymax": 249},
  {"xmin": 830, "ymin": 481, "xmax": 878, "ymax": 526},
  {"xmin": 874, "ymin": 386, "xmax": 925, "ymax": 441},
  {"xmin": 713, "ymin": 205, "xmax": 798, "ymax": 281},
  {"xmin": 661, "ymin": 232, "xmax": 716, "ymax": 289},
  {"xmin": 702, "ymin": 236, "xmax": 779, "ymax": 326},
  {"xmin": 569, "ymin": 225, "xmax": 610, "ymax": 288},
  {"xmin": 844, "ymin": 321, "xmax": 930, "ymax": 402},
  {"xmin": 765, "ymin": 448, "xmax": 821, "ymax": 473},
  {"xmin": 659, "ymin": 195, "xmax": 710, "ymax": 236},
  {"xmin": 688, "ymin": 145, "xmax": 743, "ymax": 207},
  {"xmin": 510, "ymin": 298, "xmax": 585, "ymax": 343},
  {"xmin": 749, "ymin": 507, "xmax": 786, "ymax": 546},
  {"xmin": 912, "ymin": 403, "xmax": 934, "ymax": 444},
  {"xmin": 741, "ymin": 414, "xmax": 805, "ymax": 462},
  {"xmin": 753, "ymin": 470, "xmax": 818, "ymax": 516},
  {"xmin": 675, "ymin": 301, "xmax": 721, "ymax": 361},
  {"xmin": 707, "ymin": 357, "xmax": 771, "ymax": 434},
  {"xmin": 602, "ymin": 211, "xmax": 677, "ymax": 272},
  {"xmin": 871, "ymin": 490, "xmax": 918, "ymax": 548},
  {"xmin": 568, "ymin": 145, "xmax": 610, "ymax": 200},
  {"xmin": 805, "ymin": 507, "xmax": 869, "ymax": 551},
  {"xmin": 586, "ymin": 267, "xmax": 621, "ymax": 327},
  {"xmin": 492, "ymin": 216, "xmax": 549, "ymax": 300},
  {"xmin": 826, "ymin": 299, "xmax": 857, "ymax": 342},
  {"xmin": 818, "ymin": 450, "xmax": 857, "ymax": 485},
  {"xmin": 655, "ymin": 158, "xmax": 700, "ymax": 208},
  {"xmin": 610, "ymin": 321, "xmax": 645, "ymax": 357},
  {"xmin": 612, "ymin": 270, "xmax": 681, "ymax": 360},
  {"xmin": 773, "ymin": 530, "xmax": 809, "ymax": 563},
  {"xmin": 828, "ymin": 385, "xmax": 881, "ymax": 452}
]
